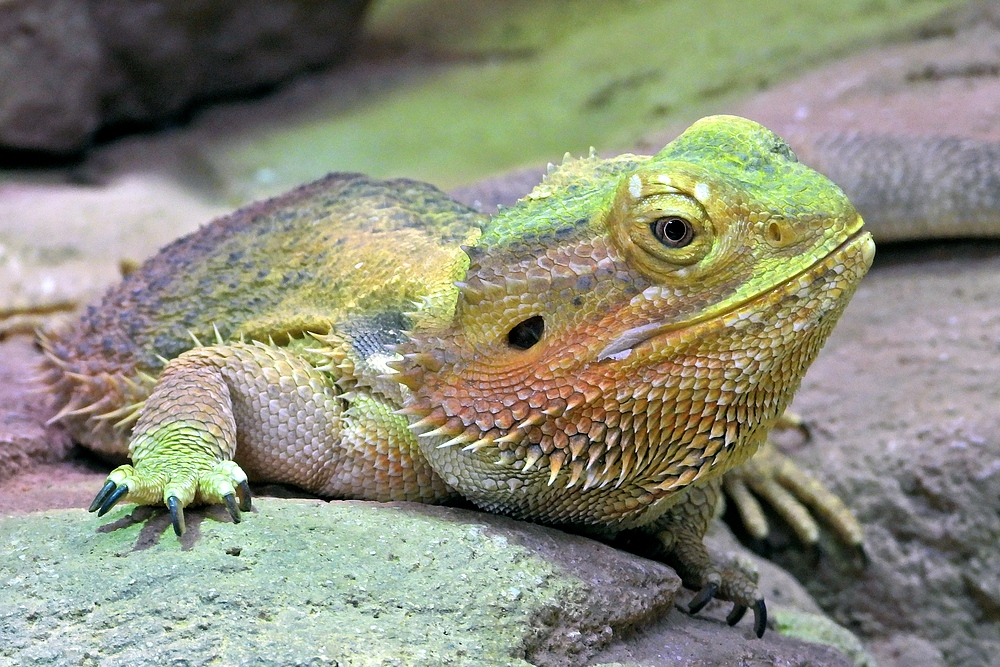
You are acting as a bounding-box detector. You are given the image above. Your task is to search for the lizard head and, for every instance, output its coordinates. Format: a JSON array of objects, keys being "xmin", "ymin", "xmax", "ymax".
[{"xmin": 397, "ymin": 115, "xmax": 875, "ymax": 526}]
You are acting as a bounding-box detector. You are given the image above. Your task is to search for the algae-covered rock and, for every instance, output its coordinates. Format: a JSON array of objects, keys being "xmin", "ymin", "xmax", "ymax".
[
  {"xmin": 0, "ymin": 499, "xmax": 861, "ymax": 666},
  {"xmin": 773, "ymin": 610, "xmax": 877, "ymax": 667},
  {"xmin": 0, "ymin": 499, "xmax": 678, "ymax": 666}
]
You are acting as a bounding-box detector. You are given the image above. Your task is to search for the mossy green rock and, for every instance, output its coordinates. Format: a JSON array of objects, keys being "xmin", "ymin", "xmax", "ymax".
[
  {"xmin": 215, "ymin": 0, "xmax": 971, "ymax": 195},
  {"xmin": 0, "ymin": 499, "xmax": 866, "ymax": 666},
  {"xmin": 773, "ymin": 610, "xmax": 877, "ymax": 667},
  {"xmin": 0, "ymin": 499, "xmax": 680, "ymax": 666}
]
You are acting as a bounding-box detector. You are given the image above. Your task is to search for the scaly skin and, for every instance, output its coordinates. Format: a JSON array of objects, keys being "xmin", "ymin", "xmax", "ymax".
[{"xmin": 40, "ymin": 115, "xmax": 875, "ymax": 638}]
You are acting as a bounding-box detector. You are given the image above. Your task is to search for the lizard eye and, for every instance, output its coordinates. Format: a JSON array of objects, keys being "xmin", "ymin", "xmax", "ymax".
[
  {"xmin": 507, "ymin": 316, "xmax": 544, "ymax": 350},
  {"xmin": 651, "ymin": 216, "xmax": 694, "ymax": 248},
  {"xmin": 607, "ymin": 173, "xmax": 714, "ymax": 277}
]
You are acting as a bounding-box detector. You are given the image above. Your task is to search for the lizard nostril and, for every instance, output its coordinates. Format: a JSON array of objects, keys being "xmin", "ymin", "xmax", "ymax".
[
  {"xmin": 507, "ymin": 316, "xmax": 545, "ymax": 350},
  {"xmin": 767, "ymin": 221, "xmax": 783, "ymax": 244},
  {"xmin": 765, "ymin": 218, "xmax": 800, "ymax": 247}
]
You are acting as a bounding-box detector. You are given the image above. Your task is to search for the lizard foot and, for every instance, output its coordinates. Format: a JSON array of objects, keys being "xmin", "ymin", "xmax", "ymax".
[
  {"xmin": 654, "ymin": 479, "xmax": 768, "ymax": 636},
  {"xmin": 88, "ymin": 456, "xmax": 251, "ymax": 536},
  {"xmin": 723, "ymin": 438, "xmax": 865, "ymax": 560},
  {"xmin": 656, "ymin": 514, "xmax": 768, "ymax": 634},
  {"xmin": 684, "ymin": 567, "xmax": 767, "ymax": 638}
]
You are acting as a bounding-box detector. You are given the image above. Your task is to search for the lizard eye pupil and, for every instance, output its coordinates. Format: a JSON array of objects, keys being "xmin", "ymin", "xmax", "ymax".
[
  {"xmin": 507, "ymin": 316, "xmax": 544, "ymax": 350},
  {"xmin": 651, "ymin": 216, "xmax": 694, "ymax": 248}
]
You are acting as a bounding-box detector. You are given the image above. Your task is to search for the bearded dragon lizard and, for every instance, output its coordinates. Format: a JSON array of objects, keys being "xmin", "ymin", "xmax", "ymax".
[{"xmin": 39, "ymin": 115, "xmax": 875, "ymax": 638}]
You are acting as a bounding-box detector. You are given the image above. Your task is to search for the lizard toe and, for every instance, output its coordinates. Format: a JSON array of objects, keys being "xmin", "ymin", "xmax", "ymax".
[
  {"xmin": 222, "ymin": 493, "xmax": 242, "ymax": 524},
  {"xmin": 96, "ymin": 484, "xmax": 129, "ymax": 517},
  {"xmin": 167, "ymin": 495, "xmax": 186, "ymax": 536},
  {"xmin": 752, "ymin": 598, "xmax": 767, "ymax": 638},
  {"xmin": 236, "ymin": 479, "xmax": 252, "ymax": 512},
  {"xmin": 167, "ymin": 486, "xmax": 243, "ymax": 535},
  {"xmin": 726, "ymin": 604, "xmax": 747, "ymax": 626}
]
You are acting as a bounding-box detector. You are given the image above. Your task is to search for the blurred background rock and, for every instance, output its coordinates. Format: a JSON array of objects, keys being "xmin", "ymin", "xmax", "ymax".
[{"xmin": 0, "ymin": 0, "xmax": 370, "ymax": 153}]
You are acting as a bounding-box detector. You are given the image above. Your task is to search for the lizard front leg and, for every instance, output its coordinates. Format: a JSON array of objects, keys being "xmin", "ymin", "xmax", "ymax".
[
  {"xmin": 650, "ymin": 477, "xmax": 767, "ymax": 638},
  {"xmin": 89, "ymin": 346, "xmax": 251, "ymax": 534},
  {"xmin": 89, "ymin": 341, "xmax": 451, "ymax": 535}
]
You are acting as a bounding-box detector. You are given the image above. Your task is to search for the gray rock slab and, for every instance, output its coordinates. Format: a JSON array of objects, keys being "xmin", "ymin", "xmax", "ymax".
[
  {"xmin": 0, "ymin": 499, "xmax": 678, "ymax": 667},
  {"xmin": 0, "ymin": 499, "xmax": 856, "ymax": 667}
]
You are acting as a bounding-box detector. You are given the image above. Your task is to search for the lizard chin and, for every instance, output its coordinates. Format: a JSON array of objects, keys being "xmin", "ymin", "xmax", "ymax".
[{"xmin": 597, "ymin": 228, "xmax": 875, "ymax": 361}]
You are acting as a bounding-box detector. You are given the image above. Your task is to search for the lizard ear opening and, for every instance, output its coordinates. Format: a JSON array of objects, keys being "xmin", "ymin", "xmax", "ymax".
[{"xmin": 507, "ymin": 316, "xmax": 544, "ymax": 350}]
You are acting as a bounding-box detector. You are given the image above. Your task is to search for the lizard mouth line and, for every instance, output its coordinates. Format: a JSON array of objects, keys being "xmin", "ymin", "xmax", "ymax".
[{"xmin": 597, "ymin": 227, "xmax": 874, "ymax": 361}]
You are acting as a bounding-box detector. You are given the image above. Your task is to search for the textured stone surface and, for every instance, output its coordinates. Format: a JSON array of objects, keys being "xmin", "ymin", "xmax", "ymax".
[
  {"xmin": 768, "ymin": 240, "xmax": 1000, "ymax": 667},
  {"xmin": 0, "ymin": 499, "xmax": 857, "ymax": 667},
  {"xmin": 0, "ymin": 500, "xmax": 661, "ymax": 666},
  {"xmin": 0, "ymin": 0, "xmax": 370, "ymax": 152},
  {"xmin": 0, "ymin": 338, "xmax": 72, "ymax": 480}
]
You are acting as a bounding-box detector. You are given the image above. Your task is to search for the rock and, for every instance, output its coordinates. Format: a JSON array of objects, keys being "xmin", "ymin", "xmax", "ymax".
[
  {"xmin": 0, "ymin": 499, "xmax": 858, "ymax": 666},
  {"xmin": 868, "ymin": 634, "xmax": 945, "ymax": 667},
  {"xmin": 451, "ymin": 166, "xmax": 547, "ymax": 214},
  {"xmin": 0, "ymin": 0, "xmax": 103, "ymax": 152},
  {"xmin": 0, "ymin": 0, "xmax": 371, "ymax": 152},
  {"xmin": 772, "ymin": 610, "xmax": 877, "ymax": 667},
  {"xmin": 587, "ymin": 523, "xmax": 866, "ymax": 667},
  {"xmin": 763, "ymin": 240, "xmax": 1000, "ymax": 667},
  {"xmin": 0, "ymin": 338, "xmax": 71, "ymax": 481}
]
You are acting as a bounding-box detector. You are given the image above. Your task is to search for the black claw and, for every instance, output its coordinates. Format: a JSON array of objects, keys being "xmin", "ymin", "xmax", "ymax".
[
  {"xmin": 223, "ymin": 493, "xmax": 242, "ymax": 523},
  {"xmin": 752, "ymin": 599, "xmax": 767, "ymax": 638},
  {"xmin": 726, "ymin": 604, "xmax": 748, "ymax": 626},
  {"xmin": 89, "ymin": 480, "xmax": 118, "ymax": 512},
  {"xmin": 167, "ymin": 496, "xmax": 185, "ymax": 536},
  {"xmin": 97, "ymin": 484, "xmax": 129, "ymax": 517},
  {"xmin": 687, "ymin": 581, "xmax": 718, "ymax": 615},
  {"xmin": 236, "ymin": 480, "xmax": 252, "ymax": 511}
]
